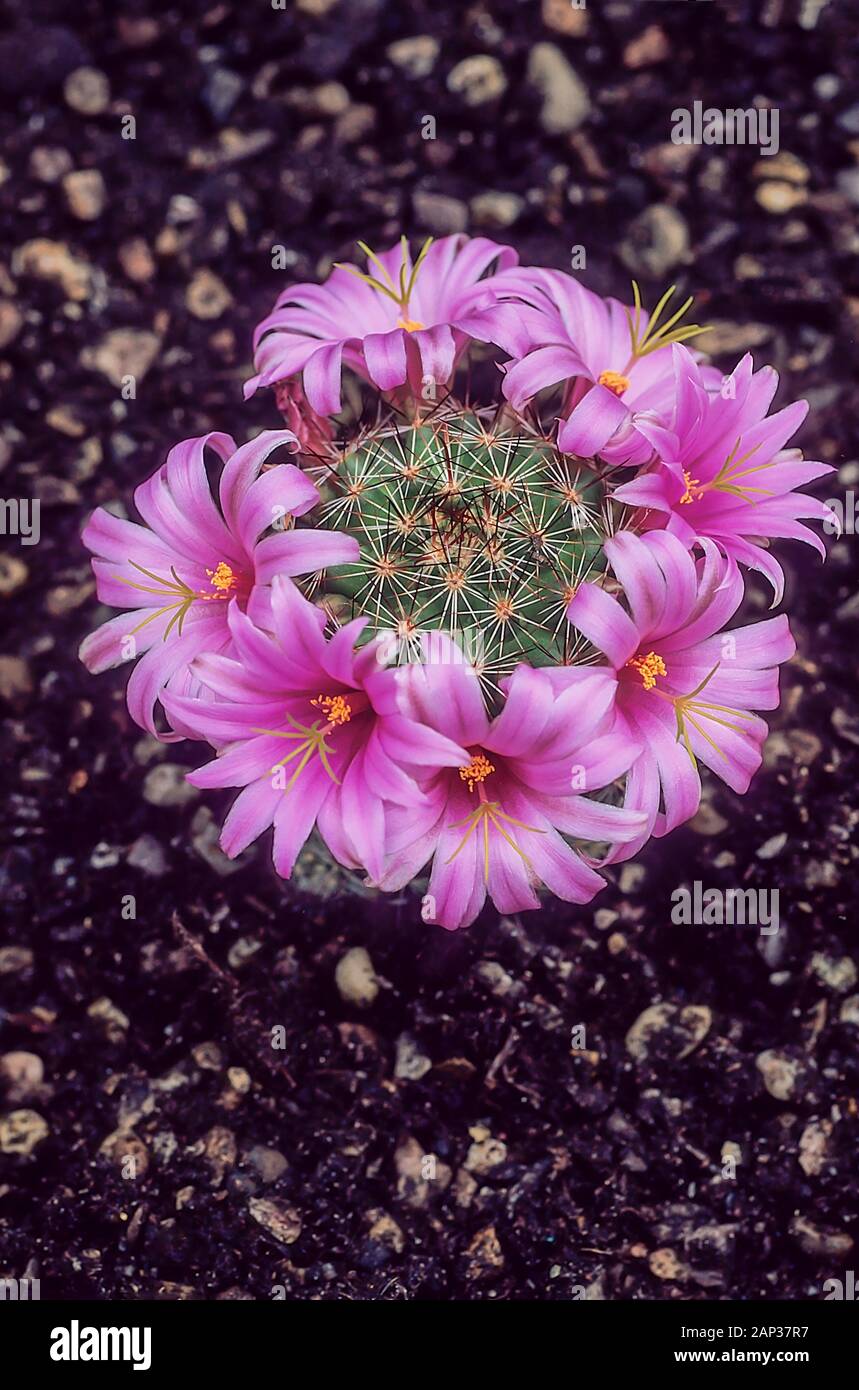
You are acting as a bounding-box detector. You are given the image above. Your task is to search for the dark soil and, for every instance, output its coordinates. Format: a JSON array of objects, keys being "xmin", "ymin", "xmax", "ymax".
[{"xmin": 1, "ymin": 0, "xmax": 858, "ymax": 1301}]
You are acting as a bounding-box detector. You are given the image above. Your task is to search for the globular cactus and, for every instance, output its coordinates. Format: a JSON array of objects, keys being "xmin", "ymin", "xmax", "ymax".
[{"xmin": 304, "ymin": 405, "xmax": 611, "ymax": 699}]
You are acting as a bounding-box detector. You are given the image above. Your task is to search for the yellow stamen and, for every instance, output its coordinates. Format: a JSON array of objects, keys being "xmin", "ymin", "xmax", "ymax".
[
  {"xmin": 202, "ymin": 561, "xmax": 238, "ymax": 599},
  {"xmin": 679, "ymin": 439, "xmax": 774, "ymax": 508},
  {"xmin": 334, "ymin": 236, "xmax": 434, "ymax": 320},
  {"xmin": 459, "ymin": 752, "xmax": 495, "ymax": 793},
  {"xmin": 598, "ymin": 369, "xmax": 630, "ymax": 397},
  {"xmin": 311, "ymin": 693, "xmax": 353, "ymax": 726},
  {"xmin": 679, "ymin": 470, "xmax": 703, "ymax": 505},
  {"xmin": 446, "ymin": 800, "xmax": 545, "ymax": 883},
  {"xmin": 252, "ymin": 712, "xmax": 342, "ymax": 789},
  {"xmin": 648, "ymin": 662, "xmax": 755, "ymax": 771},
  {"xmin": 114, "ymin": 561, "xmax": 198, "ymax": 640},
  {"xmin": 627, "ymin": 650, "xmax": 667, "ymax": 691},
  {"xmin": 625, "ymin": 281, "xmax": 710, "ymax": 363}
]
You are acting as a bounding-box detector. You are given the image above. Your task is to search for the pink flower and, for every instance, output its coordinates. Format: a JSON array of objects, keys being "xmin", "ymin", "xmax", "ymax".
[
  {"xmin": 378, "ymin": 640, "xmax": 646, "ymax": 930},
  {"xmin": 162, "ymin": 578, "xmax": 467, "ymax": 880},
  {"xmin": 244, "ymin": 234, "xmax": 531, "ymax": 411},
  {"xmin": 500, "ymin": 269, "xmax": 717, "ymax": 465},
  {"xmin": 566, "ymin": 531, "xmax": 795, "ymax": 862},
  {"xmin": 613, "ymin": 346, "xmax": 836, "ymax": 603},
  {"xmin": 79, "ymin": 431, "xmax": 358, "ymax": 738}
]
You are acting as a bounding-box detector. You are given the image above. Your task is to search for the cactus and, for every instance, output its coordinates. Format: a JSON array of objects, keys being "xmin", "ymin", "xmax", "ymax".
[{"xmin": 302, "ymin": 404, "xmax": 611, "ymax": 701}]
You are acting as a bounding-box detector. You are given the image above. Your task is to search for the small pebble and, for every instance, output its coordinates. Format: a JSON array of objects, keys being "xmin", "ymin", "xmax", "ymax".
[
  {"xmin": 64, "ymin": 66, "xmax": 111, "ymax": 115},
  {"xmin": 63, "ymin": 169, "xmax": 106, "ymax": 220},
  {"xmin": 447, "ymin": 54, "xmax": 507, "ymax": 108},
  {"xmin": 335, "ymin": 947, "xmax": 379, "ymax": 1008},
  {"xmin": 0, "ymin": 1108, "xmax": 49, "ymax": 1156}
]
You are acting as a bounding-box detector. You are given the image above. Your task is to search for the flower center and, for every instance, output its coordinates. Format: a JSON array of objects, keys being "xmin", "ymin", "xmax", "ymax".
[
  {"xmin": 598, "ymin": 369, "xmax": 630, "ymax": 397},
  {"xmin": 397, "ymin": 317, "xmax": 425, "ymax": 332},
  {"xmin": 627, "ymin": 650, "xmax": 667, "ymax": 691},
  {"xmin": 202, "ymin": 561, "xmax": 238, "ymax": 599},
  {"xmin": 679, "ymin": 471, "xmax": 703, "ymax": 505},
  {"xmin": 459, "ymin": 752, "xmax": 495, "ymax": 793},
  {"xmin": 253, "ymin": 694, "xmax": 363, "ymax": 794},
  {"xmin": 311, "ymin": 692, "xmax": 353, "ymax": 726}
]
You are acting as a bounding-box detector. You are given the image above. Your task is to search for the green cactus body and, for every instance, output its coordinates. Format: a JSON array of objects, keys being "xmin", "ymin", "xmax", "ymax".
[{"xmin": 301, "ymin": 407, "xmax": 610, "ymax": 702}]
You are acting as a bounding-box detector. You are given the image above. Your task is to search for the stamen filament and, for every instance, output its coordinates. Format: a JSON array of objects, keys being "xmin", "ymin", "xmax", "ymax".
[{"xmin": 624, "ymin": 281, "xmax": 709, "ymax": 365}]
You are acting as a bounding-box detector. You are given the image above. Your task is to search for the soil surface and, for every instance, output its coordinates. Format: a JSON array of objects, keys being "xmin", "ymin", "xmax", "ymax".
[{"xmin": 1, "ymin": 0, "xmax": 858, "ymax": 1301}]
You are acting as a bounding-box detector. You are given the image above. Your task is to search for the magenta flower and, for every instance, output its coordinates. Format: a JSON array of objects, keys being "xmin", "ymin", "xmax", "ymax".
[
  {"xmin": 244, "ymin": 234, "xmax": 531, "ymax": 411},
  {"xmin": 499, "ymin": 269, "xmax": 716, "ymax": 465},
  {"xmin": 162, "ymin": 578, "xmax": 468, "ymax": 880},
  {"xmin": 79, "ymin": 431, "xmax": 358, "ymax": 738},
  {"xmin": 566, "ymin": 531, "xmax": 795, "ymax": 862},
  {"xmin": 612, "ymin": 346, "xmax": 835, "ymax": 603},
  {"xmin": 377, "ymin": 640, "xmax": 646, "ymax": 930}
]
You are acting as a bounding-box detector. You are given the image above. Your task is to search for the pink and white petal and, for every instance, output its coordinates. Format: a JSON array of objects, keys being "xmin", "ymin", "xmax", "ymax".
[
  {"xmin": 314, "ymin": 787, "xmax": 365, "ymax": 871},
  {"xmin": 600, "ymin": 747, "xmax": 662, "ymax": 866},
  {"xmin": 641, "ymin": 530, "xmax": 699, "ymax": 630},
  {"xmin": 134, "ymin": 463, "xmax": 222, "ymax": 569},
  {"xmin": 339, "ymin": 748, "xmax": 387, "ymax": 880},
  {"xmin": 604, "ymin": 532, "xmax": 668, "ymax": 638},
  {"xmin": 186, "ymin": 734, "xmax": 288, "ymax": 789},
  {"xmin": 272, "ymin": 762, "xmax": 335, "ymax": 877},
  {"xmin": 375, "ymin": 790, "xmax": 448, "ymax": 891},
  {"xmin": 316, "ymin": 617, "xmax": 367, "ymax": 687},
  {"xmin": 566, "ymin": 583, "xmax": 640, "ymax": 669},
  {"xmin": 627, "ymin": 697, "xmax": 702, "ymax": 832},
  {"xmin": 235, "ymin": 464, "xmax": 320, "ymax": 554},
  {"xmin": 452, "ymin": 303, "xmax": 534, "ymax": 358},
  {"xmin": 686, "ymin": 710, "xmax": 768, "ymax": 794},
  {"xmin": 558, "ymin": 384, "xmax": 629, "ymax": 457},
  {"xmin": 435, "ymin": 234, "xmax": 517, "ymax": 302},
  {"xmin": 254, "ymin": 527, "xmax": 358, "ymax": 584},
  {"xmin": 486, "ymin": 829, "xmax": 541, "ymax": 916},
  {"xmin": 82, "ymin": 505, "xmax": 177, "ymax": 570},
  {"xmin": 427, "ymin": 819, "xmax": 487, "ymax": 932},
  {"xmin": 161, "ymin": 688, "xmax": 284, "ymax": 746},
  {"xmin": 667, "ymin": 613, "xmax": 794, "ymax": 678},
  {"xmin": 530, "ymin": 670, "xmax": 618, "ymax": 762},
  {"xmin": 528, "ymin": 826, "xmax": 608, "ymax": 903},
  {"xmin": 89, "ymin": 558, "xmax": 177, "ymax": 610},
  {"xmin": 79, "ymin": 607, "xmax": 168, "ymax": 674},
  {"xmin": 267, "ymin": 577, "xmax": 329, "ymax": 682},
  {"xmin": 225, "ymin": 601, "xmax": 289, "ymax": 683},
  {"xmin": 575, "ymin": 726, "xmax": 643, "ymax": 790},
  {"xmin": 542, "ymin": 792, "xmax": 649, "ymax": 847},
  {"xmin": 411, "ymin": 323, "xmax": 457, "ymax": 384},
  {"xmin": 399, "ymin": 650, "xmax": 490, "ymax": 747},
  {"xmin": 375, "ymin": 713, "xmax": 469, "ymax": 770},
  {"xmin": 302, "ymin": 341, "xmax": 345, "ymax": 416},
  {"xmin": 163, "ymin": 433, "xmax": 236, "ymax": 554},
  {"xmin": 189, "ymin": 650, "xmax": 278, "ymax": 702},
  {"xmin": 612, "ymin": 471, "xmax": 679, "ymax": 513},
  {"xmin": 220, "ymin": 777, "xmax": 282, "ymax": 857},
  {"xmin": 218, "ymin": 431, "xmax": 301, "ymax": 536},
  {"xmin": 362, "ymin": 329, "xmax": 409, "ymax": 392},
  {"xmin": 486, "ymin": 665, "xmax": 554, "ymax": 758},
  {"xmin": 361, "ymin": 725, "xmax": 424, "ymax": 808},
  {"xmin": 502, "ymin": 344, "xmax": 584, "ymax": 410},
  {"xmin": 125, "ymin": 611, "xmax": 227, "ymax": 738}
]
